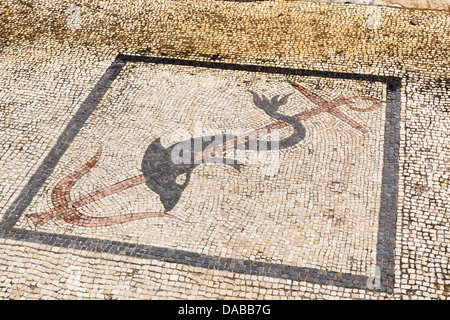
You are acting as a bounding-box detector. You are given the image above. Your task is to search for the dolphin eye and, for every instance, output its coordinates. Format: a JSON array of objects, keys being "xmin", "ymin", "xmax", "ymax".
[{"xmin": 175, "ymin": 173, "xmax": 187, "ymax": 186}]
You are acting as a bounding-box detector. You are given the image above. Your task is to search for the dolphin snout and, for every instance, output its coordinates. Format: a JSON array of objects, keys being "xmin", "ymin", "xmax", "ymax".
[{"xmin": 159, "ymin": 192, "xmax": 182, "ymax": 212}]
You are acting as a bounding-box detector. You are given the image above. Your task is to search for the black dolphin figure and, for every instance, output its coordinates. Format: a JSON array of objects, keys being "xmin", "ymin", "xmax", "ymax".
[{"xmin": 141, "ymin": 90, "xmax": 306, "ymax": 212}]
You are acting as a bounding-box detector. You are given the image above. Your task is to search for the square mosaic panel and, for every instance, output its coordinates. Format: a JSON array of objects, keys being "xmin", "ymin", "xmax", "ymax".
[{"xmin": 0, "ymin": 55, "xmax": 401, "ymax": 292}]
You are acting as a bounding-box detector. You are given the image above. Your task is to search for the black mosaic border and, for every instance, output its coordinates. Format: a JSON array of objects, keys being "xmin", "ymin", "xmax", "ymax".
[{"xmin": 0, "ymin": 54, "xmax": 401, "ymax": 292}]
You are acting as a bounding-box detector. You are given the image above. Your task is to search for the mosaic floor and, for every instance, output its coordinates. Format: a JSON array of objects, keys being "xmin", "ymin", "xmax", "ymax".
[{"xmin": 0, "ymin": 0, "xmax": 449, "ymax": 300}]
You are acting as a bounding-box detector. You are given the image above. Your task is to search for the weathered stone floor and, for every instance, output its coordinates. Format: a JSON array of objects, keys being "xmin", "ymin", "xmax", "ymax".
[{"xmin": 0, "ymin": 0, "xmax": 449, "ymax": 299}]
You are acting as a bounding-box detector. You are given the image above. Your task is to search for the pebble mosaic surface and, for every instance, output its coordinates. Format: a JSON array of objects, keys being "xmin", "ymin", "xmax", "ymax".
[{"xmin": 0, "ymin": 0, "xmax": 449, "ymax": 299}]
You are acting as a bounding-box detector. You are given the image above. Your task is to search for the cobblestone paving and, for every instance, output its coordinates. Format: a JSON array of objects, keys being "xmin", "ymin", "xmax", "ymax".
[{"xmin": 0, "ymin": 0, "xmax": 449, "ymax": 299}]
